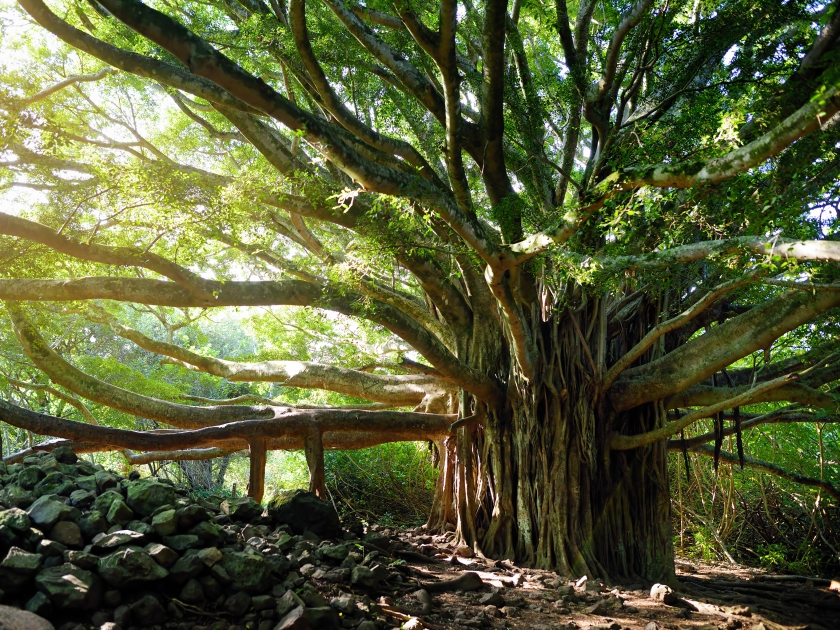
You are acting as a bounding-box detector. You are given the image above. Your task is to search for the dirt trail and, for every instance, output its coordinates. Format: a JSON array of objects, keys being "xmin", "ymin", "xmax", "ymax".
[{"xmin": 380, "ymin": 527, "xmax": 840, "ymax": 630}]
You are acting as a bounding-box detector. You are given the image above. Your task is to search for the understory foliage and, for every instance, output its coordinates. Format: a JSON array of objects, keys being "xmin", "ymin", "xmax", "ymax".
[{"xmin": 0, "ymin": 0, "xmax": 839, "ymax": 581}]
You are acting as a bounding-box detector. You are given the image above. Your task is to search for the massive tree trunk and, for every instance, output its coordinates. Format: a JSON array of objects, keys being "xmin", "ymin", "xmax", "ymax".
[{"xmin": 430, "ymin": 292, "xmax": 675, "ymax": 582}]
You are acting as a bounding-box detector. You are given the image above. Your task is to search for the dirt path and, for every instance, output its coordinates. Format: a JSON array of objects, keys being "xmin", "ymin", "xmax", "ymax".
[{"xmin": 375, "ymin": 527, "xmax": 840, "ymax": 630}]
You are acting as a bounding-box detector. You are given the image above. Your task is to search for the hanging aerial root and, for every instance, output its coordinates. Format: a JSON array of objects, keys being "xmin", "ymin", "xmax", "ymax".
[{"xmin": 670, "ymin": 443, "xmax": 840, "ymax": 500}]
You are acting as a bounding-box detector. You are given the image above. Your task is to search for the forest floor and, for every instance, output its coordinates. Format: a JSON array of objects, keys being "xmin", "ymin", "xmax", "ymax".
[{"xmin": 382, "ymin": 527, "xmax": 840, "ymax": 630}]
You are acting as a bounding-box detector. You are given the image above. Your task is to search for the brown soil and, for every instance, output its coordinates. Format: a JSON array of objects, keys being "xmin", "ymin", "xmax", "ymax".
[{"xmin": 380, "ymin": 528, "xmax": 840, "ymax": 630}]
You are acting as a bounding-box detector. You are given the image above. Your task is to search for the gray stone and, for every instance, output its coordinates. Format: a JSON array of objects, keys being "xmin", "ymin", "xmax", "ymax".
[
  {"xmin": 126, "ymin": 479, "xmax": 176, "ymax": 517},
  {"xmin": 252, "ymin": 594, "xmax": 275, "ymax": 611},
  {"xmin": 145, "ymin": 542, "xmax": 179, "ymax": 568},
  {"xmin": 36, "ymin": 456, "xmax": 60, "ymax": 474},
  {"xmin": 162, "ymin": 534, "xmax": 201, "ymax": 552},
  {"xmin": 50, "ymin": 521, "xmax": 83, "ymax": 547},
  {"xmin": 33, "ymin": 472, "xmax": 75, "ymax": 497},
  {"xmin": 210, "ymin": 562, "xmax": 232, "ymax": 585},
  {"xmin": 130, "ymin": 594, "xmax": 167, "ymax": 626},
  {"xmin": 75, "ymin": 475, "xmax": 97, "ymax": 494},
  {"xmin": 267, "ymin": 490, "xmax": 341, "ymax": 538},
  {"xmin": 35, "ymin": 563, "xmax": 102, "ymax": 610},
  {"xmin": 94, "ymin": 471, "xmax": 119, "ymax": 492},
  {"xmin": 189, "ymin": 520, "xmax": 226, "ymax": 546},
  {"xmin": 305, "ymin": 606, "xmax": 339, "ymax": 629},
  {"xmin": 196, "ymin": 546, "xmax": 222, "ymax": 567},
  {"xmin": 0, "ymin": 604, "xmax": 55, "ymax": 630},
  {"xmin": 319, "ymin": 544, "xmax": 350, "ymax": 562},
  {"xmin": 275, "ymin": 605, "xmax": 308, "ymax": 630},
  {"xmin": 0, "ymin": 546, "xmax": 43, "ymax": 588},
  {"xmin": 68, "ymin": 490, "xmax": 95, "ymax": 509},
  {"xmin": 299, "ymin": 582, "xmax": 328, "ymax": 607},
  {"xmin": 0, "ymin": 507, "xmax": 31, "ymax": 533},
  {"xmin": 92, "ymin": 529, "xmax": 146, "ymax": 552},
  {"xmin": 220, "ymin": 496, "xmax": 263, "ymax": 522},
  {"xmin": 176, "ymin": 504, "xmax": 210, "ymax": 530},
  {"xmin": 125, "ymin": 519, "xmax": 155, "ymax": 537},
  {"xmin": 329, "ymin": 593, "xmax": 355, "ymax": 614},
  {"xmin": 220, "ymin": 551, "xmax": 272, "ymax": 593},
  {"xmin": 275, "ymin": 589, "xmax": 305, "ymax": 618},
  {"xmin": 151, "ymin": 508, "xmax": 177, "ymax": 537},
  {"xmin": 179, "ymin": 578, "xmax": 205, "ymax": 606},
  {"xmin": 362, "ymin": 531, "xmax": 390, "ymax": 550},
  {"xmin": 17, "ymin": 466, "xmax": 45, "ymax": 490},
  {"xmin": 25, "ymin": 591, "xmax": 52, "ymax": 617},
  {"xmin": 27, "ymin": 495, "xmax": 71, "ymax": 529},
  {"xmin": 98, "ymin": 546, "xmax": 169, "ymax": 587},
  {"xmin": 168, "ymin": 554, "xmax": 205, "ymax": 582},
  {"xmin": 36, "ymin": 539, "xmax": 66, "ymax": 558},
  {"xmin": 0, "ymin": 484, "xmax": 35, "ymax": 509},
  {"xmin": 106, "ymin": 500, "xmax": 133, "ymax": 526},
  {"xmin": 67, "ymin": 550, "xmax": 98, "ymax": 570},
  {"xmin": 77, "ymin": 510, "xmax": 107, "ymax": 540},
  {"xmin": 92, "ymin": 490, "xmax": 123, "ymax": 516},
  {"xmin": 479, "ymin": 591, "xmax": 505, "ymax": 607},
  {"xmin": 225, "ymin": 590, "xmax": 252, "ymax": 616},
  {"xmin": 51, "ymin": 446, "xmax": 77, "ymax": 464},
  {"xmin": 350, "ymin": 565, "xmax": 379, "ymax": 589}
]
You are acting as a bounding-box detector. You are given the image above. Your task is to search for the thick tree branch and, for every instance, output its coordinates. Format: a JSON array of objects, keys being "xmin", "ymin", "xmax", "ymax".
[
  {"xmin": 610, "ymin": 289, "xmax": 840, "ymax": 411},
  {"xmin": 0, "ymin": 278, "xmax": 500, "ymax": 403},
  {"xmin": 611, "ymin": 374, "xmax": 797, "ymax": 450},
  {"xmin": 0, "ymin": 398, "xmax": 455, "ymax": 452},
  {"xmin": 603, "ymin": 273, "xmax": 758, "ymax": 390},
  {"xmin": 0, "ymin": 212, "xmax": 217, "ymax": 300},
  {"xmin": 6, "ymin": 305, "xmax": 273, "ymax": 429},
  {"xmin": 666, "ymin": 382, "xmax": 840, "ymax": 411},
  {"xmin": 84, "ymin": 305, "xmax": 447, "ymax": 406}
]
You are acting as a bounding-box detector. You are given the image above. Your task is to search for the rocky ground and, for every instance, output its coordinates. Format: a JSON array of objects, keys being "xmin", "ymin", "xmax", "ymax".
[{"xmin": 0, "ymin": 447, "xmax": 838, "ymax": 630}]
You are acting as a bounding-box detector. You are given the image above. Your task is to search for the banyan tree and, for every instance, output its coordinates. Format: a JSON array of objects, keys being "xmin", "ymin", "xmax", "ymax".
[{"xmin": 0, "ymin": 0, "xmax": 839, "ymax": 581}]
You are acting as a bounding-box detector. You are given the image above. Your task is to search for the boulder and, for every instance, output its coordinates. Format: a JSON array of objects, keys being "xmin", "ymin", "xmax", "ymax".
[
  {"xmin": 105, "ymin": 499, "xmax": 133, "ymax": 526},
  {"xmin": 126, "ymin": 479, "xmax": 175, "ymax": 517},
  {"xmin": 91, "ymin": 529, "xmax": 146, "ymax": 553},
  {"xmin": 49, "ymin": 521, "xmax": 83, "ymax": 548},
  {"xmin": 27, "ymin": 496, "xmax": 71, "ymax": 530},
  {"xmin": 48, "ymin": 446, "xmax": 76, "ymax": 465},
  {"xmin": 93, "ymin": 471, "xmax": 119, "ymax": 492},
  {"xmin": 17, "ymin": 467, "xmax": 44, "ymax": 490},
  {"xmin": 176, "ymin": 504, "xmax": 210, "ymax": 530},
  {"xmin": 145, "ymin": 543, "xmax": 179, "ymax": 568},
  {"xmin": 267, "ymin": 490, "xmax": 341, "ymax": 538},
  {"xmin": 130, "ymin": 594, "xmax": 168, "ymax": 626},
  {"xmin": 92, "ymin": 490, "xmax": 123, "ymax": 516},
  {"xmin": 0, "ymin": 604, "xmax": 54, "ymax": 630},
  {"xmin": 276, "ymin": 605, "xmax": 309, "ymax": 630},
  {"xmin": 224, "ymin": 591, "xmax": 252, "ymax": 616},
  {"xmin": 35, "ymin": 563, "xmax": 102, "ymax": 610},
  {"xmin": 162, "ymin": 534, "xmax": 201, "ymax": 552},
  {"xmin": 98, "ymin": 546, "xmax": 169, "ymax": 587},
  {"xmin": 0, "ymin": 546, "xmax": 43, "ymax": 589},
  {"xmin": 188, "ymin": 520, "xmax": 226, "ymax": 546},
  {"xmin": 0, "ymin": 484, "xmax": 35, "ymax": 509},
  {"xmin": 151, "ymin": 508, "xmax": 177, "ymax": 537},
  {"xmin": 68, "ymin": 490, "xmax": 95, "ymax": 509},
  {"xmin": 74, "ymin": 475, "xmax": 98, "ymax": 494},
  {"xmin": 179, "ymin": 578, "xmax": 205, "ymax": 606},
  {"xmin": 220, "ymin": 496, "xmax": 262, "ymax": 522},
  {"xmin": 0, "ymin": 507, "xmax": 31, "ymax": 534},
  {"xmin": 168, "ymin": 554, "xmax": 205, "ymax": 583},
  {"xmin": 33, "ymin": 472, "xmax": 74, "ymax": 497},
  {"xmin": 219, "ymin": 550, "xmax": 272, "ymax": 593},
  {"xmin": 77, "ymin": 510, "xmax": 107, "ymax": 540}
]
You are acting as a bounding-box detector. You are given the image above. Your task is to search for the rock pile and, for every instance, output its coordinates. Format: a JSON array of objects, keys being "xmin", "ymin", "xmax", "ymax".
[{"xmin": 0, "ymin": 447, "xmax": 410, "ymax": 630}]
